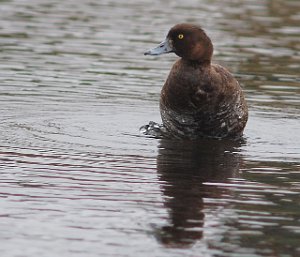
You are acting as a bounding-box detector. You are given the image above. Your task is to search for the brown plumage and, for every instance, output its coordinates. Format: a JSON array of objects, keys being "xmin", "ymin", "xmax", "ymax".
[{"xmin": 145, "ymin": 23, "xmax": 248, "ymax": 139}]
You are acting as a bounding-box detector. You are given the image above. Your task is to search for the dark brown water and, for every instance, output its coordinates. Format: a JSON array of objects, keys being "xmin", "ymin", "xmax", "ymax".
[{"xmin": 0, "ymin": 0, "xmax": 299, "ymax": 256}]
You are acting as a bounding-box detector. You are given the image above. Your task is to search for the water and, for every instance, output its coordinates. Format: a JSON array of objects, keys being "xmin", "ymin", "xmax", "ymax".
[{"xmin": 0, "ymin": 0, "xmax": 299, "ymax": 256}]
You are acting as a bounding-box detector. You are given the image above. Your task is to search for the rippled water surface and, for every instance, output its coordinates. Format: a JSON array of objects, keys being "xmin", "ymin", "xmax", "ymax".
[{"xmin": 0, "ymin": 0, "xmax": 299, "ymax": 256}]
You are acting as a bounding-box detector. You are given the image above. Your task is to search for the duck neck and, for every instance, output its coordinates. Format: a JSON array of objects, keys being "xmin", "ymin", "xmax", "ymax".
[{"xmin": 183, "ymin": 58, "xmax": 211, "ymax": 68}]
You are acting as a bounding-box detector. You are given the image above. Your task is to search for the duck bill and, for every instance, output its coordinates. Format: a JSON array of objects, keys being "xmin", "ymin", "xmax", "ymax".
[{"xmin": 144, "ymin": 38, "xmax": 173, "ymax": 56}]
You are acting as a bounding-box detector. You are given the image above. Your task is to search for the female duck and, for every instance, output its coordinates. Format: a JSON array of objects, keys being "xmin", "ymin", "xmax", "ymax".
[{"xmin": 145, "ymin": 23, "xmax": 248, "ymax": 139}]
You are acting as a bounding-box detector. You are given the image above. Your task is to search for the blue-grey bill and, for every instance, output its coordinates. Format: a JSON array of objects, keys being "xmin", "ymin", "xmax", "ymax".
[{"xmin": 144, "ymin": 38, "xmax": 173, "ymax": 55}]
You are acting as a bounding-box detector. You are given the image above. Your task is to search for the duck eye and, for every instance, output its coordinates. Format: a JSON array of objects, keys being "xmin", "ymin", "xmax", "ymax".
[{"xmin": 178, "ymin": 34, "xmax": 184, "ymax": 40}]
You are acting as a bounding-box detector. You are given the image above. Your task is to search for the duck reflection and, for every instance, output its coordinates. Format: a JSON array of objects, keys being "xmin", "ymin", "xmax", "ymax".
[{"xmin": 154, "ymin": 138, "xmax": 243, "ymax": 248}]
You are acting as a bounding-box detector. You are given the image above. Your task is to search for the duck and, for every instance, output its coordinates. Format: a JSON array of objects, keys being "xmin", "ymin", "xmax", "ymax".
[{"xmin": 144, "ymin": 23, "xmax": 248, "ymax": 139}]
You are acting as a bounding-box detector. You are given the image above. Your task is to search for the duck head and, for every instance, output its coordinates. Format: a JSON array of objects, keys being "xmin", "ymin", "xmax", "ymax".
[{"xmin": 144, "ymin": 23, "xmax": 213, "ymax": 63}]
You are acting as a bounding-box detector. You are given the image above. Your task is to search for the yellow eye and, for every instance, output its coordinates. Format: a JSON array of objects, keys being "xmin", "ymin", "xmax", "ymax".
[{"xmin": 178, "ymin": 34, "xmax": 184, "ymax": 39}]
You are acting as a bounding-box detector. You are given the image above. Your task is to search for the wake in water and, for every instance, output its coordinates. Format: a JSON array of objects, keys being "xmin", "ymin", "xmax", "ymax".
[{"xmin": 140, "ymin": 121, "xmax": 247, "ymax": 143}]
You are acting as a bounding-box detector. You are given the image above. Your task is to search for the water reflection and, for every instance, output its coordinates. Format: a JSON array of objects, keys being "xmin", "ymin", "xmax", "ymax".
[{"xmin": 155, "ymin": 138, "xmax": 243, "ymax": 248}]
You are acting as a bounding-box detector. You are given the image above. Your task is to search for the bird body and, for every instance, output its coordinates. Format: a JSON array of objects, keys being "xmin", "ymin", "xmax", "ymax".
[{"xmin": 145, "ymin": 24, "xmax": 248, "ymax": 139}]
